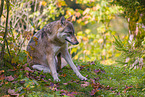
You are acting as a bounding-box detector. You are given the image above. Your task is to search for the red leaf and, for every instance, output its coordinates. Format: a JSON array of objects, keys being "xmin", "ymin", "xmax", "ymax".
[
  {"xmin": 90, "ymin": 89, "xmax": 98, "ymax": 95},
  {"xmin": 6, "ymin": 75, "xmax": 14, "ymax": 81},
  {"xmin": 0, "ymin": 80, "xmax": 4, "ymax": 86},
  {"xmin": 19, "ymin": 80, "xmax": 25, "ymax": 84},
  {"xmin": 0, "ymin": 70, "xmax": 4, "ymax": 74},
  {"xmin": 125, "ymin": 85, "xmax": 133, "ymax": 90},
  {"xmin": 25, "ymin": 67, "xmax": 34, "ymax": 72},
  {"xmin": 63, "ymin": 83, "xmax": 68, "ymax": 85},
  {"xmin": 0, "ymin": 74, "xmax": 5, "ymax": 80},
  {"xmin": 8, "ymin": 89, "xmax": 19, "ymax": 96},
  {"xmin": 2, "ymin": 95, "xmax": 11, "ymax": 97},
  {"xmin": 81, "ymin": 82, "xmax": 90, "ymax": 88},
  {"xmin": 60, "ymin": 74, "xmax": 67, "ymax": 77},
  {"xmin": 94, "ymin": 69, "xmax": 105, "ymax": 74}
]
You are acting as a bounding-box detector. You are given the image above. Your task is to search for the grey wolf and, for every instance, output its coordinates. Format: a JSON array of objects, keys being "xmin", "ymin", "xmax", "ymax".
[{"xmin": 27, "ymin": 16, "xmax": 87, "ymax": 81}]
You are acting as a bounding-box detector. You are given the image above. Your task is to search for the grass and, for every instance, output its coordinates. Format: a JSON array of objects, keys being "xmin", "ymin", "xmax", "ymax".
[{"xmin": 0, "ymin": 60, "xmax": 145, "ymax": 97}]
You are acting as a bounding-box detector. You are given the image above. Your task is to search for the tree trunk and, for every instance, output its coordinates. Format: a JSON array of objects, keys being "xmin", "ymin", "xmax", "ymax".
[{"xmin": 0, "ymin": 0, "xmax": 10, "ymax": 66}]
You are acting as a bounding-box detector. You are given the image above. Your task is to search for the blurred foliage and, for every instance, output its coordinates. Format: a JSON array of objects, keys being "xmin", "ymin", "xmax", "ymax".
[
  {"xmin": 0, "ymin": 0, "xmax": 144, "ymax": 68},
  {"xmin": 113, "ymin": 0, "xmax": 145, "ymax": 68},
  {"xmin": 0, "ymin": 0, "xmax": 64, "ymax": 66},
  {"xmin": 114, "ymin": 36, "xmax": 145, "ymax": 69},
  {"xmin": 69, "ymin": 0, "xmax": 124, "ymax": 63}
]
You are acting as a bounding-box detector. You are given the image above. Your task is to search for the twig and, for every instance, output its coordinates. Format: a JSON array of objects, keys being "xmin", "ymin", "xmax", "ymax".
[
  {"xmin": 6, "ymin": 39, "xmax": 11, "ymax": 58},
  {"xmin": 0, "ymin": 0, "xmax": 4, "ymax": 18}
]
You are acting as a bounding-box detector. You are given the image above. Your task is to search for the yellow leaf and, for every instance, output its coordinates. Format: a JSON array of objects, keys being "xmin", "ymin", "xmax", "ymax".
[
  {"xmin": 83, "ymin": 8, "xmax": 90, "ymax": 15},
  {"xmin": 77, "ymin": 19, "xmax": 82, "ymax": 23},
  {"xmin": 33, "ymin": 37, "xmax": 38, "ymax": 45},
  {"xmin": 93, "ymin": 40, "xmax": 98, "ymax": 43},
  {"xmin": 71, "ymin": 48, "xmax": 77, "ymax": 54},
  {"xmin": 30, "ymin": 46, "xmax": 35, "ymax": 51},
  {"xmin": 82, "ymin": 37, "xmax": 88, "ymax": 41},
  {"xmin": 83, "ymin": 50, "xmax": 90, "ymax": 55},
  {"xmin": 57, "ymin": 0, "xmax": 67, "ymax": 7},
  {"xmin": 77, "ymin": 31, "xmax": 83, "ymax": 35},
  {"xmin": 41, "ymin": 1, "xmax": 47, "ymax": 6},
  {"xmin": 75, "ymin": 12, "xmax": 81, "ymax": 18},
  {"xmin": 0, "ymin": 70, "xmax": 4, "ymax": 74},
  {"xmin": 96, "ymin": 4, "xmax": 100, "ymax": 10},
  {"xmin": 72, "ymin": 16, "xmax": 76, "ymax": 21},
  {"xmin": 98, "ymin": 39, "xmax": 103, "ymax": 43},
  {"xmin": 74, "ymin": 55, "xmax": 78, "ymax": 59},
  {"xmin": 66, "ymin": 10, "xmax": 72, "ymax": 16},
  {"xmin": 85, "ymin": 29, "xmax": 91, "ymax": 34},
  {"xmin": 85, "ymin": 21, "xmax": 88, "ymax": 24},
  {"xmin": 90, "ymin": 0, "xmax": 95, "ymax": 2}
]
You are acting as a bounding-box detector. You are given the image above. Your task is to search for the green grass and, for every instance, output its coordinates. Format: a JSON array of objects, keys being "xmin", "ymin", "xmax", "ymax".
[{"xmin": 0, "ymin": 61, "xmax": 145, "ymax": 97}]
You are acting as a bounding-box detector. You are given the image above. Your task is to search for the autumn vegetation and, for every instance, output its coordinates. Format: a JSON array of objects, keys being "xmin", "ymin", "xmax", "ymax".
[{"xmin": 0, "ymin": 0, "xmax": 145, "ymax": 97}]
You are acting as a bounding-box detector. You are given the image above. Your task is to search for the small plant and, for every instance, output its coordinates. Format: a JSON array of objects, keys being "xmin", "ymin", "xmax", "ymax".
[{"xmin": 113, "ymin": 35, "xmax": 145, "ymax": 69}]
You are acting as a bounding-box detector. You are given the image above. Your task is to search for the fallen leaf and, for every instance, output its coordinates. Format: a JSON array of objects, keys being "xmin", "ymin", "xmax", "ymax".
[
  {"xmin": 60, "ymin": 73, "xmax": 67, "ymax": 77},
  {"xmin": 116, "ymin": 92, "xmax": 120, "ymax": 95},
  {"xmin": 105, "ymin": 85, "xmax": 110, "ymax": 90},
  {"xmin": 94, "ymin": 69, "xmax": 101, "ymax": 74},
  {"xmin": 6, "ymin": 75, "xmax": 14, "ymax": 81},
  {"xmin": 67, "ymin": 93, "xmax": 75, "ymax": 97},
  {"xmin": 2, "ymin": 95, "xmax": 10, "ymax": 97},
  {"xmin": 0, "ymin": 81, "xmax": 3, "ymax": 86},
  {"xmin": 94, "ymin": 77, "xmax": 100, "ymax": 81},
  {"xmin": 94, "ymin": 69, "xmax": 105, "ymax": 74},
  {"xmin": 25, "ymin": 67, "xmax": 34, "ymax": 72},
  {"xmin": 8, "ymin": 89, "xmax": 19, "ymax": 97},
  {"xmin": 81, "ymin": 82, "xmax": 90, "ymax": 87},
  {"xmin": 8, "ymin": 68, "xmax": 17, "ymax": 71},
  {"xmin": 77, "ymin": 66, "xmax": 84, "ymax": 70},
  {"xmin": 0, "ymin": 70, "xmax": 4, "ymax": 74},
  {"xmin": 90, "ymin": 89, "xmax": 98, "ymax": 95},
  {"xmin": 19, "ymin": 80, "xmax": 25, "ymax": 84},
  {"xmin": 125, "ymin": 85, "xmax": 133, "ymax": 91},
  {"xmin": 88, "ymin": 61, "xmax": 95, "ymax": 65},
  {"xmin": 41, "ymin": 78, "xmax": 48, "ymax": 82},
  {"xmin": 61, "ymin": 89, "xmax": 78, "ymax": 97},
  {"xmin": 63, "ymin": 83, "xmax": 68, "ymax": 85},
  {"xmin": 0, "ymin": 74, "xmax": 5, "ymax": 80},
  {"xmin": 8, "ymin": 89, "xmax": 15, "ymax": 94}
]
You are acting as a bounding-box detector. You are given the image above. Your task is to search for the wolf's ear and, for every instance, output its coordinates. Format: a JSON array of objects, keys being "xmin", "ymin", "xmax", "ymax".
[
  {"xmin": 67, "ymin": 15, "xmax": 73, "ymax": 21},
  {"xmin": 60, "ymin": 16, "xmax": 65, "ymax": 25}
]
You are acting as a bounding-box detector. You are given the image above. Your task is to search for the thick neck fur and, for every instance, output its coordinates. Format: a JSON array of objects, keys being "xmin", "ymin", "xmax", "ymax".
[{"xmin": 35, "ymin": 21, "xmax": 66, "ymax": 46}]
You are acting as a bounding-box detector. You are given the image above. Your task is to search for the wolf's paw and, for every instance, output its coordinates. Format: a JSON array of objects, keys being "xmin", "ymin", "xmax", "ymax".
[
  {"xmin": 81, "ymin": 76, "xmax": 88, "ymax": 81},
  {"xmin": 54, "ymin": 78, "xmax": 60, "ymax": 82},
  {"xmin": 78, "ymin": 75, "xmax": 87, "ymax": 81}
]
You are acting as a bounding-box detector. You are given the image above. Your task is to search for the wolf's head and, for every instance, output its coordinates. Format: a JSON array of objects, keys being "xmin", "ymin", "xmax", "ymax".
[{"xmin": 57, "ymin": 16, "xmax": 79, "ymax": 45}]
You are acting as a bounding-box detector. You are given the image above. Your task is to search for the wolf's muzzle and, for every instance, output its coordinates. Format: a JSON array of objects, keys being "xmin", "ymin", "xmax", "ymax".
[
  {"xmin": 65, "ymin": 39, "xmax": 79, "ymax": 45},
  {"xmin": 74, "ymin": 41, "xmax": 79, "ymax": 45}
]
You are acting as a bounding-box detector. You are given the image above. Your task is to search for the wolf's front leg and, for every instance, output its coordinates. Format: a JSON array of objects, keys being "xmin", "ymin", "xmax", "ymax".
[
  {"xmin": 46, "ymin": 55, "xmax": 60, "ymax": 81},
  {"xmin": 61, "ymin": 49, "xmax": 87, "ymax": 80}
]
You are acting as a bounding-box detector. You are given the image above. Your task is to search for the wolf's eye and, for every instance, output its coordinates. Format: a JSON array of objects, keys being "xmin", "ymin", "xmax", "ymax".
[
  {"xmin": 65, "ymin": 31, "xmax": 72, "ymax": 35},
  {"xmin": 68, "ymin": 32, "xmax": 72, "ymax": 34}
]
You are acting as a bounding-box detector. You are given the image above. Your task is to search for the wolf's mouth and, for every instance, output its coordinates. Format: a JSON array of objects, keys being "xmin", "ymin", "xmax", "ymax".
[{"xmin": 65, "ymin": 39, "xmax": 79, "ymax": 45}]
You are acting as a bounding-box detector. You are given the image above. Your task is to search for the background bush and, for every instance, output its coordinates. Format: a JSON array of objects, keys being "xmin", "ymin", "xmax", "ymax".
[{"xmin": 0, "ymin": 0, "xmax": 144, "ymax": 69}]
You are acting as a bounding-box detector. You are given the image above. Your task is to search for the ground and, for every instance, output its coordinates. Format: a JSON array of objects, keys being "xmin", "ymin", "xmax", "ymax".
[{"xmin": 0, "ymin": 60, "xmax": 145, "ymax": 97}]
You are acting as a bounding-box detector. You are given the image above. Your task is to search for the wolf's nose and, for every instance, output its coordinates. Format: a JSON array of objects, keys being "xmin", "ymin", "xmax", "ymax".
[{"xmin": 75, "ymin": 41, "xmax": 79, "ymax": 45}]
